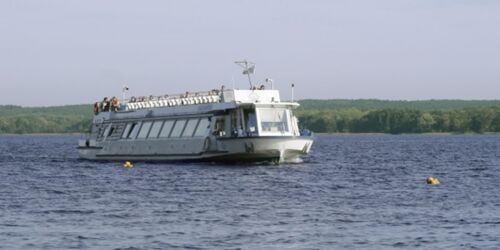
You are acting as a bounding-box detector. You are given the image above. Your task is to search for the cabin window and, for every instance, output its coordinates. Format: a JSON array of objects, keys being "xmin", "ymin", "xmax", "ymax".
[
  {"xmin": 108, "ymin": 127, "xmax": 115, "ymax": 137},
  {"xmin": 159, "ymin": 120, "xmax": 175, "ymax": 138},
  {"xmin": 182, "ymin": 119, "xmax": 199, "ymax": 137},
  {"xmin": 170, "ymin": 119, "xmax": 186, "ymax": 137},
  {"xmin": 247, "ymin": 113, "xmax": 257, "ymax": 132},
  {"xmin": 128, "ymin": 122, "xmax": 141, "ymax": 139},
  {"xmin": 121, "ymin": 123, "xmax": 132, "ymax": 139},
  {"xmin": 213, "ymin": 117, "xmax": 226, "ymax": 136},
  {"xmin": 194, "ymin": 118, "xmax": 210, "ymax": 137},
  {"xmin": 258, "ymin": 108, "xmax": 290, "ymax": 134},
  {"xmin": 137, "ymin": 121, "xmax": 152, "ymax": 139},
  {"xmin": 103, "ymin": 123, "xmax": 112, "ymax": 139},
  {"xmin": 148, "ymin": 121, "xmax": 163, "ymax": 138},
  {"xmin": 244, "ymin": 109, "xmax": 257, "ymax": 134}
]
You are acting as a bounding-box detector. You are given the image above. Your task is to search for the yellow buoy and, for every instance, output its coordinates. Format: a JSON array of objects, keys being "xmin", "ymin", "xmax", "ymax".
[
  {"xmin": 426, "ymin": 176, "xmax": 440, "ymax": 185},
  {"xmin": 123, "ymin": 161, "xmax": 134, "ymax": 169}
]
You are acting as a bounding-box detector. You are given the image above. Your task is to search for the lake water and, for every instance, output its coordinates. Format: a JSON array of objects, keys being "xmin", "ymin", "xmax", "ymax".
[{"xmin": 0, "ymin": 134, "xmax": 499, "ymax": 249}]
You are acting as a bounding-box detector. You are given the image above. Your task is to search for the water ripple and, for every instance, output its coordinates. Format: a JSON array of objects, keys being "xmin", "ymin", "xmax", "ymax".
[{"xmin": 0, "ymin": 134, "xmax": 499, "ymax": 249}]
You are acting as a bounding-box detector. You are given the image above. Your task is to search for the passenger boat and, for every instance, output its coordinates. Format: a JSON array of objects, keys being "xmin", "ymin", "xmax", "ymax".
[{"xmin": 78, "ymin": 62, "xmax": 313, "ymax": 162}]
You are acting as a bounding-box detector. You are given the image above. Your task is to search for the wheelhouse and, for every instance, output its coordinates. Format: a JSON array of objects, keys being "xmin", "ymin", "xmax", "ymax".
[{"xmin": 210, "ymin": 103, "xmax": 300, "ymax": 139}]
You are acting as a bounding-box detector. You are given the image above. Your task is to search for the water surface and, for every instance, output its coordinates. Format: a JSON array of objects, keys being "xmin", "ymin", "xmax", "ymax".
[{"xmin": 0, "ymin": 134, "xmax": 499, "ymax": 249}]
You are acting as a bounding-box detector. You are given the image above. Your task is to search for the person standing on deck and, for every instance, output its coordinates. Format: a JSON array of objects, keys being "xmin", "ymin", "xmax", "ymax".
[{"xmin": 100, "ymin": 97, "xmax": 109, "ymax": 112}]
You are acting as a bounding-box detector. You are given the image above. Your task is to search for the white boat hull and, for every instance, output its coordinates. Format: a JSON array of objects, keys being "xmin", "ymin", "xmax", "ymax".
[{"xmin": 78, "ymin": 136, "xmax": 313, "ymax": 162}]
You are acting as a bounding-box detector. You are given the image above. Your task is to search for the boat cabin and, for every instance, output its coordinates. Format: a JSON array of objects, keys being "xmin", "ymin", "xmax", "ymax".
[{"xmin": 90, "ymin": 89, "xmax": 301, "ymax": 144}]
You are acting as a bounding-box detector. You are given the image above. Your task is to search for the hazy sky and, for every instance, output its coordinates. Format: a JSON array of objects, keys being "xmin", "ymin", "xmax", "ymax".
[{"xmin": 1, "ymin": 0, "xmax": 499, "ymax": 106}]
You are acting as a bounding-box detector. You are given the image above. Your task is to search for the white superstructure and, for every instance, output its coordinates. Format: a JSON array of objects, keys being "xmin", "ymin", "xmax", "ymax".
[{"xmin": 78, "ymin": 63, "xmax": 313, "ymax": 162}]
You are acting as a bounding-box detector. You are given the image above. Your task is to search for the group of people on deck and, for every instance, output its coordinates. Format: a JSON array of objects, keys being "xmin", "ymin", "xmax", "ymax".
[
  {"xmin": 93, "ymin": 97, "xmax": 119, "ymax": 114},
  {"xmin": 93, "ymin": 85, "xmax": 230, "ymax": 115}
]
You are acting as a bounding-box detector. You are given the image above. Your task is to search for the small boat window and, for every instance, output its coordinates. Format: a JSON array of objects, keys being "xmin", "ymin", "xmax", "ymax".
[
  {"xmin": 137, "ymin": 121, "xmax": 153, "ymax": 139},
  {"xmin": 194, "ymin": 118, "xmax": 210, "ymax": 137},
  {"xmin": 213, "ymin": 117, "xmax": 225, "ymax": 136},
  {"xmin": 182, "ymin": 119, "xmax": 199, "ymax": 137},
  {"xmin": 127, "ymin": 122, "xmax": 141, "ymax": 139},
  {"xmin": 121, "ymin": 123, "xmax": 132, "ymax": 139},
  {"xmin": 108, "ymin": 127, "xmax": 115, "ymax": 137},
  {"xmin": 170, "ymin": 119, "xmax": 187, "ymax": 137},
  {"xmin": 148, "ymin": 121, "xmax": 163, "ymax": 139},
  {"xmin": 103, "ymin": 123, "xmax": 113, "ymax": 139},
  {"xmin": 258, "ymin": 108, "xmax": 290, "ymax": 135},
  {"xmin": 159, "ymin": 120, "xmax": 175, "ymax": 138},
  {"xmin": 244, "ymin": 109, "xmax": 257, "ymax": 134}
]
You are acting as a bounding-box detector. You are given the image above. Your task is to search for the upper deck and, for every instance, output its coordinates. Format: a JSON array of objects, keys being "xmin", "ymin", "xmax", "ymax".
[
  {"xmin": 122, "ymin": 89, "xmax": 290, "ymax": 111},
  {"xmin": 94, "ymin": 88, "xmax": 299, "ymax": 121}
]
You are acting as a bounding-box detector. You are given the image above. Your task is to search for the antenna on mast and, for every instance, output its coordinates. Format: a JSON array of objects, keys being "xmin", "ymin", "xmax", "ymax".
[
  {"xmin": 122, "ymin": 85, "xmax": 129, "ymax": 104},
  {"xmin": 235, "ymin": 60, "xmax": 255, "ymax": 88}
]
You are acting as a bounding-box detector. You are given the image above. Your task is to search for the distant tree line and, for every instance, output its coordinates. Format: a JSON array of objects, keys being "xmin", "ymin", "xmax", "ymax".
[
  {"xmin": 0, "ymin": 115, "xmax": 92, "ymax": 134},
  {"xmin": 0, "ymin": 105, "xmax": 93, "ymax": 134},
  {"xmin": 296, "ymin": 107, "xmax": 500, "ymax": 134},
  {"xmin": 298, "ymin": 99, "xmax": 500, "ymax": 111},
  {"xmin": 1, "ymin": 101, "xmax": 500, "ymax": 134}
]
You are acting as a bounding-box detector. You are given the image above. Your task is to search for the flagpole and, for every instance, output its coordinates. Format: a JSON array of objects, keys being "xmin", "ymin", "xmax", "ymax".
[
  {"xmin": 244, "ymin": 60, "xmax": 252, "ymax": 88},
  {"xmin": 122, "ymin": 85, "xmax": 128, "ymax": 104},
  {"xmin": 246, "ymin": 68, "xmax": 252, "ymax": 88}
]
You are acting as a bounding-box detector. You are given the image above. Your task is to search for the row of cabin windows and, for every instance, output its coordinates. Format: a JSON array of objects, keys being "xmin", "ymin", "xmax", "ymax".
[{"xmin": 119, "ymin": 118, "xmax": 210, "ymax": 140}]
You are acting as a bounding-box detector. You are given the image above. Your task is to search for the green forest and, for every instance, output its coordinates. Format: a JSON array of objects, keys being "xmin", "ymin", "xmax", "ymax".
[
  {"xmin": 295, "ymin": 99, "xmax": 500, "ymax": 133},
  {"xmin": 1, "ymin": 100, "xmax": 500, "ymax": 134},
  {"xmin": 295, "ymin": 107, "xmax": 500, "ymax": 134},
  {"xmin": 0, "ymin": 105, "xmax": 93, "ymax": 134}
]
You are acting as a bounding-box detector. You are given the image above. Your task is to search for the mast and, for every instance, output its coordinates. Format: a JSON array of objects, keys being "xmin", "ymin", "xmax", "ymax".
[{"xmin": 235, "ymin": 60, "xmax": 255, "ymax": 88}]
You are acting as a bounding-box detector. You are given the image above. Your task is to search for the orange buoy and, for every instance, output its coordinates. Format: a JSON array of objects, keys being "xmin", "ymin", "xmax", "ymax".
[
  {"xmin": 123, "ymin": 161, "xmax": 134, "ymax": 169},
  {"xmin": 426, "ymin": 176, "xmax": 440, "ymax": 185}
]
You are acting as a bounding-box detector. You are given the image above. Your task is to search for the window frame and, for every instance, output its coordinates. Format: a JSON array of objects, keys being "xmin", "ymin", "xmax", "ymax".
[
  {"xmin": 121, "ymin": 123, "xmax": 132, "ymax": 139},
  {"xmin": 194, "ymin": 117, "xmax": 211, "ymax": 137},
  {"xmin": 170, "ymin": 119, "xmax": 187, "ymax": 138},
  {"xmin": 182, "ymin": 118, "xmax": 200, "ymax": 137},
  {"xmin": 256, "ymin": 108, "xmax": 292, "ymax": 136},
  {"xmin": 148, "ymin": 120, "xmax": 164, "ymax": 139},
  {"xmin": 159, "ymin": 120, "xmax": 175, "ymax": 138},
  {"xmin": 127, "ymin": 122, "xmax": 141, "ymax": 139},
  {"xmin": 137, "ymin": 121, "xmax": 153, "ymax": 139}
]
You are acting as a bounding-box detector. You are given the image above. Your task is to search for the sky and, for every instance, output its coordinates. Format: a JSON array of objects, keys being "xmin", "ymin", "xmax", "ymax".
[{"xmin": 0, "ymin": 0, "xmax": 499, "ymax": 106}]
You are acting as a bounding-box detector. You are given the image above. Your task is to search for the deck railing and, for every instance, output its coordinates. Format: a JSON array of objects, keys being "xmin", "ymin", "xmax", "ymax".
[{"xmin": 121, "ymin": 90, "xmax": 223, "ymax": 111}]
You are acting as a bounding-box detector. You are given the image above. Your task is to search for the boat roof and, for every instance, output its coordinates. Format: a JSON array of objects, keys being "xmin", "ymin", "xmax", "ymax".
[
  {"xmin": 94, "ymin": 88, "xmax": 299, "ymax": 121},
  {"xmin": 120, "ymin": 89, "xmax": 298, "ymax": 112}
]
